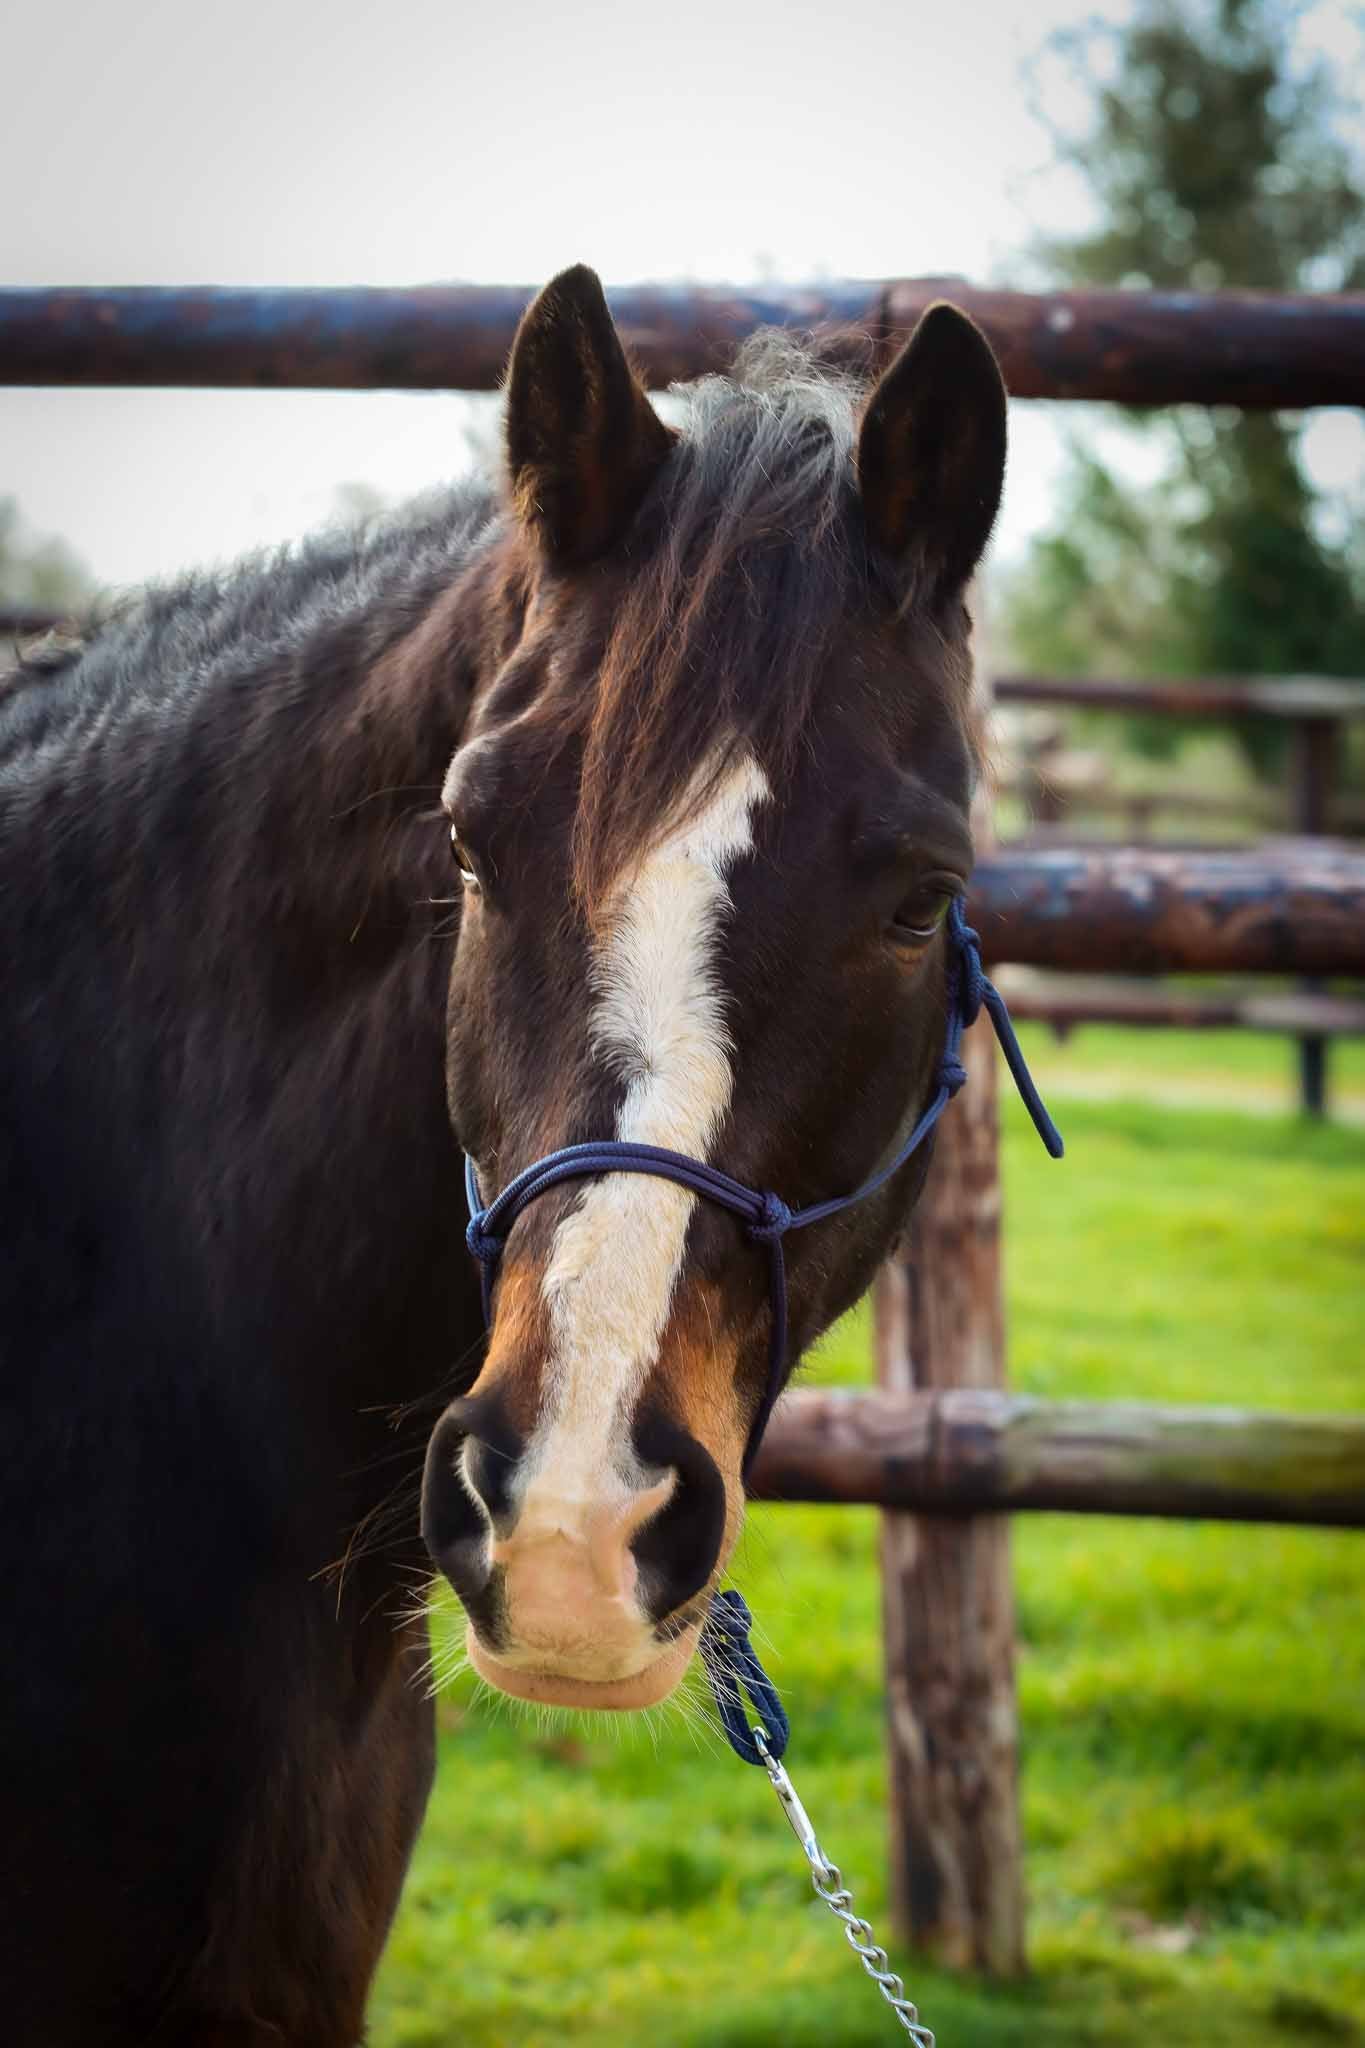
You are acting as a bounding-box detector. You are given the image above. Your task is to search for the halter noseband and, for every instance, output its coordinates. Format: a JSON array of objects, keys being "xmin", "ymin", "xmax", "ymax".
[{"xmin": 463, "ymin": 900, "xmax": 1063, "ymax": 1475}]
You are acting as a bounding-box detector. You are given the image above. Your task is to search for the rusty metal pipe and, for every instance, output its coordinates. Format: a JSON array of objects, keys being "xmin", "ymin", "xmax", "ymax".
[
  {"xmin": 967, "ymin": 842, "xmax": 1365, "ymax": 976},
  {"xmin": 2, "ymin": 281, "xmax": 1362, "ymax": 406},
  {"xmin": 0, "ymin": 282, "xmax": 879, "ymax": 394}
]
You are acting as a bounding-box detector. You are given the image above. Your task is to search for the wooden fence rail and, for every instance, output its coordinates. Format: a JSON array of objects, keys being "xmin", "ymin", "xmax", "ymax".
[{"xmin": 751, "ymin": 1390, "xmax": 1365, "ymax": 1528}]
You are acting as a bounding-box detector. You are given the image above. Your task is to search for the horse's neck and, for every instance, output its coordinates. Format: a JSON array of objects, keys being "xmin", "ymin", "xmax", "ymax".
[
  {"xmin": 224, "ymin": 569, "xmax": 490, "ymax": 1366},
  {"xmin": 49, "ymin": 547, "xmax": 488, "ymax": 1502},
  {"xmin": 234, "ymin": 574, "xmax": 498, "ymax": 1590}
]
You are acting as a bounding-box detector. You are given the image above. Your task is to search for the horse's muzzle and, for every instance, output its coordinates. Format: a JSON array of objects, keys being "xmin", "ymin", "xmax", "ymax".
[{"xmin": 463, "ymin": 1616, "xmax": 702, "ymax": 1710}]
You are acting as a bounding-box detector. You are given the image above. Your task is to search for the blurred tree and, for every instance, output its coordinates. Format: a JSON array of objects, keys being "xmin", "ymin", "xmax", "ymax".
[
  {"xmin": 0, "ymin": 496, "xmax": 93, "ymax": 616},
  {"xmin": 1004, "ymin": 0, "xmax": 1365, "ymax": 769},
  {"xmin": 328, "ymin": 481, "xmax": 388, "ymax": 528}
]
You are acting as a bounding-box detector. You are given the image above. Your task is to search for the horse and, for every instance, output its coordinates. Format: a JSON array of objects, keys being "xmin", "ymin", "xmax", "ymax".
[{"xmin": 0, "ymin": 264, "xmax": 1005, "ymax": 2044}]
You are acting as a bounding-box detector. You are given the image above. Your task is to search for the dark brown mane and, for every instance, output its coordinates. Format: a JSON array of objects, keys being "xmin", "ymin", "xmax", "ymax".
[{"xmin": 571, "ymin": 334, "xmax": 941, "ymax": 910}]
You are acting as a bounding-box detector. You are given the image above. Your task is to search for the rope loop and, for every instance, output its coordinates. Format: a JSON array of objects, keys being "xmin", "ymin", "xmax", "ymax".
[{"xmin": 747, "ymin": 1191, "xmax": 793, "ymax": 1243}]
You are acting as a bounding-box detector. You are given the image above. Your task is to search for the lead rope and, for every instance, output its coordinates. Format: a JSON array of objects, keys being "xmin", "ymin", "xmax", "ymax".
[{"xmin": 702, "ymin": 1591, "xmax": 934, "ymax": 2046}]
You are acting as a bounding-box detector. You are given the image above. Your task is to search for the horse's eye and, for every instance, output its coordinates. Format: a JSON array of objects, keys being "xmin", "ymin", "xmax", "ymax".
[
  {"xmin": 890, "ymin": 891, "xmax": 953, "ymax": 947},
  {"xmin": 449, "ymin": 825, "xmax": 482, "ymax": 892}
]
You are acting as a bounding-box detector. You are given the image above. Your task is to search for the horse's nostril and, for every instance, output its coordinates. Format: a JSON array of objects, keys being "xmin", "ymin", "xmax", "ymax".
[
  {"xmin": 630, "ymin": 1412, "xmax": 727, "ymax": 1625},
  {"xmin": 420, "ymin": 1411, "xmax": 488, "ymax": 1601},
  {"xmin": 464, "ymin": 1433, "xmax": 519, "ymax": 1528},
  {"xmin": 420, "ymin": 1396, "xmax": 525, "ymax": 1604}
]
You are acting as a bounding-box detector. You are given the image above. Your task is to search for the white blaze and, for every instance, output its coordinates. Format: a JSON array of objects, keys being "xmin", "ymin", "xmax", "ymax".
[{"xmin": 523, "ymin": 752, "xmax": 770, "ymax": 1507}]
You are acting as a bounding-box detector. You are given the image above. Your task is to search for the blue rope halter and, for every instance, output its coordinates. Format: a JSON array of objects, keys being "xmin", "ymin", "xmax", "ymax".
[
  {"xmin": 463, "ymin": 899, "xmax": 1061, "ymax": 1476},
  {"xmin": 461, "ymin": 898, "xmax": 1063, "ymax": 1764}
]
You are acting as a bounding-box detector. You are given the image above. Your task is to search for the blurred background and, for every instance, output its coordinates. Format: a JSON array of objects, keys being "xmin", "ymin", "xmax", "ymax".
[{"xmin": 5, "ymin": 1, "xmax": 1363, "ymax": 2042}]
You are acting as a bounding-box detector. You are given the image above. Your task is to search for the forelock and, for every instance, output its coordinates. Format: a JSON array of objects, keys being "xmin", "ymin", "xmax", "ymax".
[{"xmin": 571, "ymin": 336, "xmax": 875, "ymax": 913}]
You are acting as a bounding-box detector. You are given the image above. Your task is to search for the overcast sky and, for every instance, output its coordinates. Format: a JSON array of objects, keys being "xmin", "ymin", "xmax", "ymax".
[{"xmin": 3, "ymin": 0, "xmax": 1361, "ymax": 598}]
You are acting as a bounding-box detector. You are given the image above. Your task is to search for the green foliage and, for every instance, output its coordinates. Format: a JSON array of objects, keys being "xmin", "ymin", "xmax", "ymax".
[
  {"xmin": 1036, "ymin": 0, "xmax": 1364, "ymax": 296},
  {"xmin": 1004, "ymin": 0, "xmax": 1365, "ymax": 772},
  {"xmin": 371, "ymin": 1067, "xmax": 1365, "ymax": 2046}
]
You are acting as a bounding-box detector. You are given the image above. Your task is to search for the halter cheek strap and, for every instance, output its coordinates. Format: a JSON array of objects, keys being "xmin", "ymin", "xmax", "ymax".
[{"xmin": 463, "ymin": 900, "xmax": 1062, "ymax": 1476}]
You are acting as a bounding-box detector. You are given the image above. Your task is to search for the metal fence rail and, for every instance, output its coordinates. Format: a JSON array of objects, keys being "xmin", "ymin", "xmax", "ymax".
[{"xmin": 3, "ymin": 280, "xmax": 1364, "ymax": 406}]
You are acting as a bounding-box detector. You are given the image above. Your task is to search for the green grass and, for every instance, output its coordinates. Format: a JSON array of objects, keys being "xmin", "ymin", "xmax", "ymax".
[{"xmin": 371, "ymin": 1039, "xmax": 1365, "ymax": 2047}]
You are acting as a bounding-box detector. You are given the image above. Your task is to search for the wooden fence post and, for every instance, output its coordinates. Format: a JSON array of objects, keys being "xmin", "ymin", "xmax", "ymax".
[
  {"xmin": 874, "ymin": 1022, "xmax": 1024, "ymax": 1975},
  {"xmin": 873, "ymin": 610, "xmax": 1025, "ymax": 1976}
]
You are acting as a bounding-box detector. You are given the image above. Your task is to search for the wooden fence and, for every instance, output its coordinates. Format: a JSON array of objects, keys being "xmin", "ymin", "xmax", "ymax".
[
  {"xmin": 751, "ymin": 1391, "xmax": 1365, "ymax": 1528},
  {"xmin": 5, "ymin": 274, "xmax": 1364, "ymax": 1976}
]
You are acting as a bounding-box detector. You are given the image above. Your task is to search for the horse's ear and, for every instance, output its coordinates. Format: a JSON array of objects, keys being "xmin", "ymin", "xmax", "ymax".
[
  {"xmin": 857, "ymin": 302, "xmax": 1007, "ymax": 601},
  {"xmin": 505, "ymin": 265, "xmax": 675, "ymax": 565}
]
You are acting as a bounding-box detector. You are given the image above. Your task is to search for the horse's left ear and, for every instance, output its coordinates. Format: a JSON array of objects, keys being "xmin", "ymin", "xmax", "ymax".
[
  {"xmin": 505, "ymin": 264, "xmax": 676, "ymax": 565},
  {"xmin": 857, "ymin": 302, "xmax": 1007, "ymax": 602}
]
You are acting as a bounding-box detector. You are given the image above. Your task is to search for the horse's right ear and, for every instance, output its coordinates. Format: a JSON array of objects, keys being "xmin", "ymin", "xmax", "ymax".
[{"xmin": 505, "ymin": 265, "xmax": 676, "ymax": 566}]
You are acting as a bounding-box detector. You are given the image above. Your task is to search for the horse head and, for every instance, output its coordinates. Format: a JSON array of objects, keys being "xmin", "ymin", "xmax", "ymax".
[{"xmin": 421, "ymin": 265, "xmax": 1005, "ymax": 1709}]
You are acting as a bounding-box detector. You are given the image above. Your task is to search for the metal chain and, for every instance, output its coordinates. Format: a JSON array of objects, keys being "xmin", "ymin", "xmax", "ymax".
[{"xmin": 753, "ymin": 1727, "xmax": 934, "ymax": 2046}]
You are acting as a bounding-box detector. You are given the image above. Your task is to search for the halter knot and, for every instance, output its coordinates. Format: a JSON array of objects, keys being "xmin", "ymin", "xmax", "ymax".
[
  {"xmin": 704, "ymin": 1587, "xmax": 754, "ymax": 1639},
  {"xmin": 465, "ymin": 1214, "xmax": 503, "ymax": 1266},
  {"xmin": 937, "ymin": 1053, "xmax": 969, "ymax": 1096},
  {"xmin": 747, "ymin": 1191, "xmax": 793, "ymax": 1243}
]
